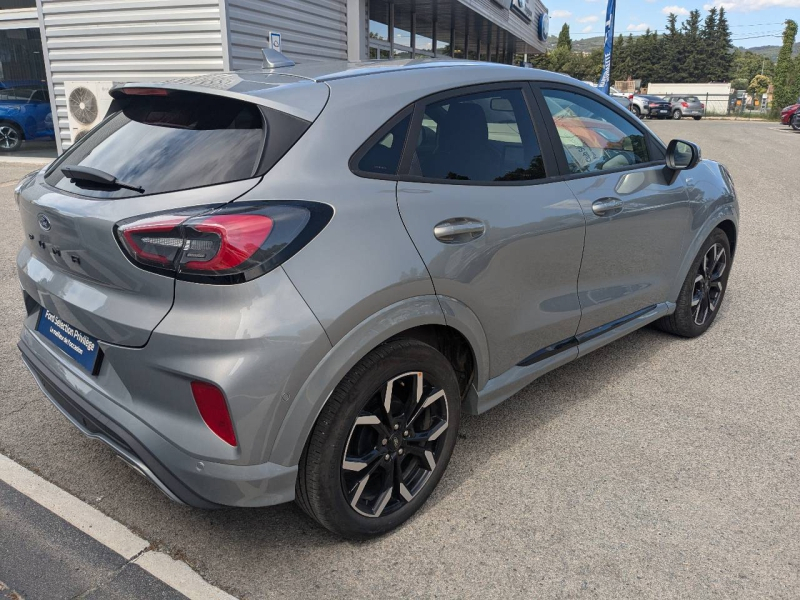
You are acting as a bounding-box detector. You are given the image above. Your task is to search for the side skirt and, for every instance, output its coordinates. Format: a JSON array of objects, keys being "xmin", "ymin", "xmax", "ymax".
[{"xmin": 463, "ymin": 302, "xmax": 674, "ymax": 415}]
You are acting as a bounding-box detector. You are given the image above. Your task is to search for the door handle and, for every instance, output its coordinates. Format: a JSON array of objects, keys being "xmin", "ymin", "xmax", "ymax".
[
  {"xmin": 433, "ymin": 218, "xmax": 486, "ymax": 244},
  {"xmin": 591, "ymin": 197, "xmax": 623, "ymax": 217}
]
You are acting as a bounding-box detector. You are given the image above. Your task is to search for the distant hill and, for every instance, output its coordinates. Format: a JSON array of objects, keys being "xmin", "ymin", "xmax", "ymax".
[
  {"xmin": 545, "ymin": 35, "xmax": 604, "ymax": 54},
  {"xmin": 742, "ymin": 42, "xmax": 800, "ymax": 61}
]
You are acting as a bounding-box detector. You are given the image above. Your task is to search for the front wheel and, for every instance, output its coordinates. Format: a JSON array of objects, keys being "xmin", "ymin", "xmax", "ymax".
[
  {"xmin": 296, "ymin": 339, "xmax": 461, "ymax": 538},
  {"xmin": 631, "ymin": 105, "xmax": 641, "ymax": 118},
  {"xmin": 0, "ymin": 123, "xmax": 22, "ymax": 152},
  {"xmin": 672, "ymin": 110, "xmax": 683, "ymax": 120},
  {"xmin": 656, "ymin": 228, "xmax": 731, "ymax": 337},
  {"xmin": 791, "ymin": 117, "xmax": 800, "ymax": 131}
]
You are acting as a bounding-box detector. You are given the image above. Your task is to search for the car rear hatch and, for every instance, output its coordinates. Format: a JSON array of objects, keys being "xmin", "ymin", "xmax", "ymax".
[{"xmin": 17, "ymin": 78, "xmax": 328, "ymax": 347}]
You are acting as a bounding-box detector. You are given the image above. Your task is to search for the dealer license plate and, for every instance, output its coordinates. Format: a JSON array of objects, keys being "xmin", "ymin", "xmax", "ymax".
[{"xmin": 36, "ymin": 308, "xmax": 102, "ymax": 374}]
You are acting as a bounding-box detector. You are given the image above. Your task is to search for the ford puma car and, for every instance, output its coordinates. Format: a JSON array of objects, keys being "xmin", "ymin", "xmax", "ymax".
[{"xmin": 16, "ymin": 59, "xmax": 738, "ymax": 538}]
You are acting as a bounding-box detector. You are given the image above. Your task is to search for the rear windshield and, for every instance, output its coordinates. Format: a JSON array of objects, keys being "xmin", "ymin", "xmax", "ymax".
[{"xmin": 47, "ymin": 92, "xmax": 267, "ymax": 199}]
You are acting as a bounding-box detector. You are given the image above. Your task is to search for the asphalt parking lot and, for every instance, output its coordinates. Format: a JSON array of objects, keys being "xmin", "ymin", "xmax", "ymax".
[{"xmin": 1, "ymin": 119, "xmax": 798, "ymax": 599}]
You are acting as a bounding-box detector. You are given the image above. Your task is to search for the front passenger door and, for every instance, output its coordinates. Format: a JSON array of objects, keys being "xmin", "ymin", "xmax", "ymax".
[{"xmin": 536, "ymin": 86, "xmax": 692, "ymax": 335}]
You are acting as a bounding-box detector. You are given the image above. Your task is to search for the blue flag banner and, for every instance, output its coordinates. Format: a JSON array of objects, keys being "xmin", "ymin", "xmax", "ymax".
[{"xmin": 598, "ymin": 0, "xmax": 616, "ymax": 94}]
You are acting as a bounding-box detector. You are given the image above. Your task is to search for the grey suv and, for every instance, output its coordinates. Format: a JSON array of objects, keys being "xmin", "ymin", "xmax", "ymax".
[{"xmin": 15, "ymin": 59, "xmax": 738, "ymax": 538}]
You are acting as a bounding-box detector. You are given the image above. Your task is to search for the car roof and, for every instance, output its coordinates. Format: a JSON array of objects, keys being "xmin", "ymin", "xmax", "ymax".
[{"xmin": 110, "ymin": 59, "xmax": 593, "ymax": 121}]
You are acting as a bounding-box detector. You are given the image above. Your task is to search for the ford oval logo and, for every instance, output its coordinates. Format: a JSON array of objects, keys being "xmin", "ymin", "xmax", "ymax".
[{"xmin": 38, "ymin": 213, "xmax": 51, "ymax": 231}]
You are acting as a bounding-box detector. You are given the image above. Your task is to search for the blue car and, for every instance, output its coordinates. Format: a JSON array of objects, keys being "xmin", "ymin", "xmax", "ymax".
[{"xmin": 0, "ymin": 86, "xmax": 54, "ymax": 152}]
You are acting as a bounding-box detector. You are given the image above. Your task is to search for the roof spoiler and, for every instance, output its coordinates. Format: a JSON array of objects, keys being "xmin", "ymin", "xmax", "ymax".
[{"xmin": 262, "ymin": 48, "xmax": 295, "ymax": 69}]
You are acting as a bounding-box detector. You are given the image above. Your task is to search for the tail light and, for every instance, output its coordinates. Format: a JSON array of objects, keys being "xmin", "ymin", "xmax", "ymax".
[
  {"xmin": 191, "ymin": 381, "xmax": 237, "ymax": 446},
  {"xmin": 681, "ymin": 101, "xmax": 689, "ymax": 108},
  {"xmin": 628, "ymin": 94, "xmax": 633, "ymax": 99},
  {"xmin": 700, "ymin": 103, "xmax": 705, "ymax": 109},
  {"xmin": 115, "ymin": 201, "xmax": 333, "ymax": 284}
]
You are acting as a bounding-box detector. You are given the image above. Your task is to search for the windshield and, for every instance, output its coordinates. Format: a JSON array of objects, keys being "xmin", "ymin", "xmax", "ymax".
[{"xmin": 47, "ymin": 91, "xmax": 266, "ymax": 199}]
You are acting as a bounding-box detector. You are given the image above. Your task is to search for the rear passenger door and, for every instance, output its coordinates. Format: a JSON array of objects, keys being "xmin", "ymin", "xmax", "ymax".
[
  {"xmin": 534, "ymin": 84, "xmax": 692, "ymax": 336},
  {"xmin": 393, "ymin": 84, "xmax": 586, "ymax": 378}
]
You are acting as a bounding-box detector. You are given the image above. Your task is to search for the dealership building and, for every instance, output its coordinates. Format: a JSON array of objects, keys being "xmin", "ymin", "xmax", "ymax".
[{"xmin": 0, "ymin": 0, "xmax": 549, "ymax": 153}]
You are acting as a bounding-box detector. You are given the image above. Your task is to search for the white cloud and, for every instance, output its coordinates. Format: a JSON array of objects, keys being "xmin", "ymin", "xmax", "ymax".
[
  {"xmin": 662, "ymin": 5, "xmax": 690, "ymax": 14},
  {"xmin": 577, "ymin": 15, "xmax": 599, "ymax": 23},
  {"xmin": 704, "ymin": 0, "xmax": 800, "ymax": 10},
  {"xmin": 581, "ymin": 25, "xmax": 594, "ymax": 33},
  {"xmin": 550, "ymin": 9, "xmax": 572, "ymax": 18},
  {"xmin": 627, "ymin": 23, "xmax": 651, "ymax": 31}
]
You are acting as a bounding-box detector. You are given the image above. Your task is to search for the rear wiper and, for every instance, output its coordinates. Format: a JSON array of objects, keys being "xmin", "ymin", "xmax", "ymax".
[{"xmin": 61, "ymin": 166, "xmax": 144, "ymax": 194}]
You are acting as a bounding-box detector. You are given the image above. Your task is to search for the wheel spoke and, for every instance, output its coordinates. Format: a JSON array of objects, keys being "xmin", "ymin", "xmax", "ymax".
[
  {"xmin": 408, "ymin": 388, "xmax": 445, "ymax": 426},
  {"xmin": 408, "ymin": 418, "xmax": 448, "ymax": 444},
  {"xmin": 343, "ymin": 447, "xmax": 383, "ymax": 472}
]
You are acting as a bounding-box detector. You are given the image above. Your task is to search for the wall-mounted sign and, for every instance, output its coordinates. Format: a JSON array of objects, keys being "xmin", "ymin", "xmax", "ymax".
[
  {"xmin": 538, "ymin": 12, "xmax": 550, "ymax": 41},
  {"xmin": 269, "ymin": 31, "xmax": 282, "ymax": 53},
  {"xmin": 511, "ymin": 0, "xmax": 533, "ymax": 21}
]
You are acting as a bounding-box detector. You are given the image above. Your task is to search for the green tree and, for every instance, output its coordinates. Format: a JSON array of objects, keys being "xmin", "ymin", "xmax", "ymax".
[
  {"xmin": 682, "ymin": 10, "xmax": 703, "ymax": 81},
  {"xmin": 747, "ymin": 74, "xmax": 771, "ymax": 98},
  {"xmin": 772, "ymin": 19, "xmax": 799, "ymax": 116},
  {"xmin": 557, "ymin": 23, "xmax": 572, "ymax": 51},
  {"xmin": 714, "ymin": 7, "xmax": 733, "ymax": 81},
  {"xmin": 699, "ymin": 7, "xmax": 718, "ymax": 82},
  {"xmin": 731, "ymin": 49, "xmax": 775, "ymax": 83}
]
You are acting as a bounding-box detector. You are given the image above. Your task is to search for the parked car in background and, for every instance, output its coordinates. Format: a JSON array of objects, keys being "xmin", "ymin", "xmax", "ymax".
[
  {"xmin": 781, "ymin": 102, "xmax": 800, "ymax": 127},
  {"xmin": 664, "ymin": 95, "xmax": 705, "ymax": 120},
  {"xmin": 0, "ymin": 86, "xmax": 54, "ymax": 152},
  {"xmin": 630, "ymin": 94, "xmax": 672, "ymax": 119},
  {"xmin": 15, "ymin": 58, "xmax": 739, "ymax": 539},
  {"xmin": 581, "ymin": 82, "xmax": 632, "ymax": 111}
]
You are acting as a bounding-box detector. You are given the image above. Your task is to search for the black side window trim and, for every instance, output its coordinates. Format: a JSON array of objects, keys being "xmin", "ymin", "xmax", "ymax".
[
  {"xmin": 530, "ymin": 82, "xmax": 668, "ymax": 180},
  {"xmin": 350, "ymin": 81, "xmax": 563, "ymax": 187},
  {"xmin": 349, "ymin": 106, "xmax": 414, "ymax": 181}
]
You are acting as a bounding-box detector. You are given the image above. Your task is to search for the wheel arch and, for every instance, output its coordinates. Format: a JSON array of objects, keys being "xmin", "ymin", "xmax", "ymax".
[
  {"xmin": 268, "ymin": 295, "xmax": 489, "ymax": 467},
  {"xmin": 669, "ymin": 208, "xmax": 738, "ymax": 302}
]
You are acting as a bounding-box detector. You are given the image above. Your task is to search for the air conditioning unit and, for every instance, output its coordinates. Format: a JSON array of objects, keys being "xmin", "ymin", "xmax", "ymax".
[{"xmin": 64, "ymin": 81, "xmax": 115, "ymax": 144}]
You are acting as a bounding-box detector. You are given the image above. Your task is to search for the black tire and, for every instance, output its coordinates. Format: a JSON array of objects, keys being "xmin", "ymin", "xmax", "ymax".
[
  {"xmin": 632, "ymin": 105, "xmax": 641, "ymax": 118},
  {"xmin": 296, "ymin": 339, "xmax": 461, "ymax": 539},
  {"xmin": 693, "ymin": 116, "xmax": 702, "ymax": 121},
  {"xmin": 672, "ymin": 109, "xmax": 683, "ymax": 120},
  {"xmin": 655, "ymin": 228, "xmax": 732, "ymax": 338},
  {"xmin": 791, "ymin": 118, "xmax": 800, "ymax": 131},
  {"xmin": 0, "ymin": 123, "xmax": 23, "ymax": 152}
]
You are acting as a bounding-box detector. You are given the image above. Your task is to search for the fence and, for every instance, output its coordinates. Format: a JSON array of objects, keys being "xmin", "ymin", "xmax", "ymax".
[{"xmin": 647, "ymin": 92, "xmax": 772, "ymax": 119}]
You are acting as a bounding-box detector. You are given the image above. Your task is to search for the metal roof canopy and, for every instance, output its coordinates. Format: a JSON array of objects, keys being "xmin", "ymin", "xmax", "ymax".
[{"xmin": 369, "ymin": 0, "xmax": 543, "ymax": 57}]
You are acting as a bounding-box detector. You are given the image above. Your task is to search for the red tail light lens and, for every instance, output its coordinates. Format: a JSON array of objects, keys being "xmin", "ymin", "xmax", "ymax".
[
  {"xmin": 120, "ymin": 87, "xmax": 170, "ymax": 96},
  {"xmin": 681, "ymin": 101, "xmax": 689, "ymax": 108},
  {"xmin": 700, "ymin": 103, "xmax": 705, "ymax": 109},
  {"xmin": 191, "ymin": 381, "xmax": 237, "ymax": 446},
  {"xmin": 115, "ymin": 201, "xmax": 332, "ymax": 284}
]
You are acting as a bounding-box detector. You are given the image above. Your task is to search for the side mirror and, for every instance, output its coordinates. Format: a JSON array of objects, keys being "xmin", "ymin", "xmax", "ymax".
[{"xmin": 666, "ymin": 139, "xmax": 701, "ymax": 170}]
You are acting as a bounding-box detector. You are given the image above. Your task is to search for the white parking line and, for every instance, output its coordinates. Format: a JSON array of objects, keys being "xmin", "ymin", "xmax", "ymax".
[{"xmin": 0, "ymin": 453, "xmax": 237, "ymax": 600}]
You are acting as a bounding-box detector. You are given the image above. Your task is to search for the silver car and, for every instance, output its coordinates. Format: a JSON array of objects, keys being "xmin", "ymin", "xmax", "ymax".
[
  {"xmin": 665, "ymin": 95, "xmax": 705, "ymax": 120},
  {"xmin": 15, "ymin": 58, "xmax": 738, "ymax": 538}
]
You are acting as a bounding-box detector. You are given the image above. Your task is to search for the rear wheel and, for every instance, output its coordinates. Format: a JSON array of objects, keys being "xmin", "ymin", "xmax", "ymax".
[
  {"xmin": 296, "ymin": 339, "xmax": 461, "ymax": 538},
  {"xmin": 791, "ymin": 117, "xmax": 800, "ymax": 131},
  {"xmin": 0, "ymin": 123, "xmax": 22, "ymax": 152},
  {"xmin": 693, "ymin": 116, "xmax": 702, "ymax": 121},
  {"xmin": 631, "ymin": 105, "xmax": 641, "ymax": 118},
  {"xmin": 672, "ymin": 109, "xmax": 683, "ymax": 120},
  {"xmin": 656, "ymin": 228, "xmax": 731, "ymax": 337}
]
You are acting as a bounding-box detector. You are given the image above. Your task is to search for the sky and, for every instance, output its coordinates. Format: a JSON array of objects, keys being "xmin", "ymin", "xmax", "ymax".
[{"xmin": 547, "ymin": 0, "xmax": 800, "ymax": 48}]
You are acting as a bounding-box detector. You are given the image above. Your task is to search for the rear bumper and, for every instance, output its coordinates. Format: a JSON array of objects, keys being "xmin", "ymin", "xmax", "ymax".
[{"xmin": 18, "ymin": 329, "xmax": 299, "ymax": 508}]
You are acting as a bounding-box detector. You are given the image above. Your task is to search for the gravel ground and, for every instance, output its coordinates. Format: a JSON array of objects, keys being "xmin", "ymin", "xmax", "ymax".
[{"xmin": 0, "ymin": 120, "xmax": 798, "ymax": 599}]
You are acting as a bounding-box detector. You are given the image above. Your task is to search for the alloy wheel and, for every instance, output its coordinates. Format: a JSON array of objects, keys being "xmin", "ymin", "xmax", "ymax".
[
  {"xmin": 0, "ymin": 126, "xmax": 20, "ymax": 150},
  {"xmin": 691, "ymin": 243, "xmax": 727, "ymax": 326},
  {"xmin": 341, "ymin": 371, "xmax": 450, "ymax": 518}
]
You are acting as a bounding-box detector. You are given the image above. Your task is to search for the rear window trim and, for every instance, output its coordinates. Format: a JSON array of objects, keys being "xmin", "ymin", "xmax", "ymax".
[{"xmin": 43, "ymin": 93, "xmax": 308, "ymax": 201}]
